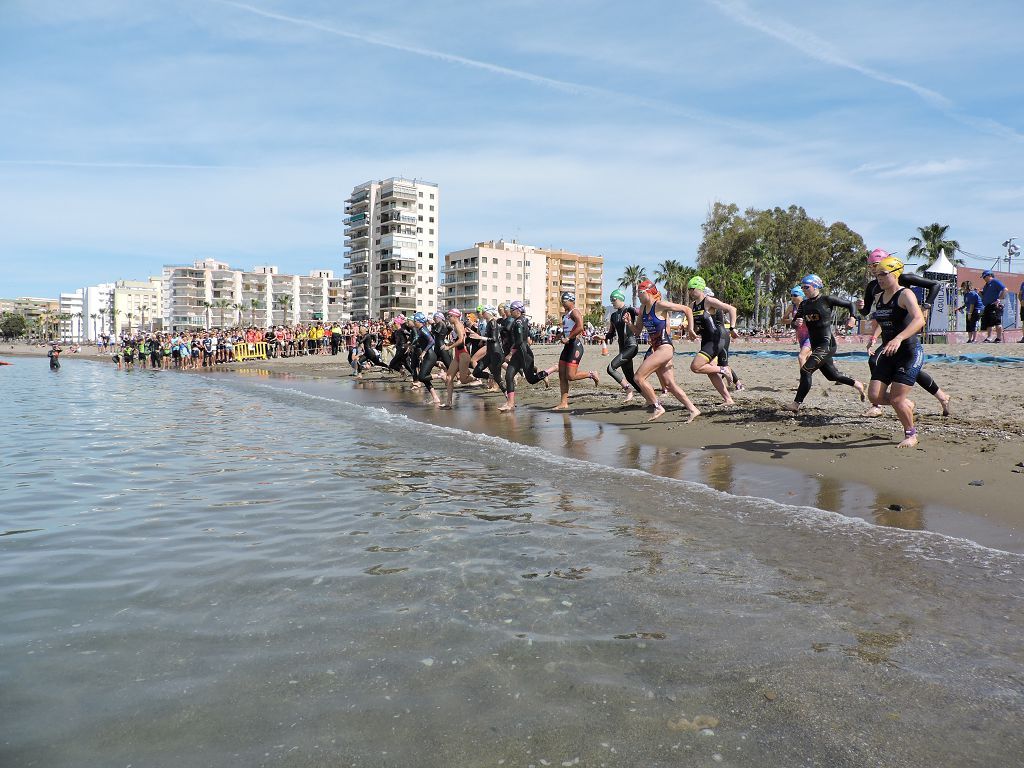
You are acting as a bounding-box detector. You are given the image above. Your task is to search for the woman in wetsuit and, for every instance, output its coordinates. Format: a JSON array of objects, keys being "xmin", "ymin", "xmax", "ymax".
[
  {"xmin": 705, "ymin": 288, "xmax": 744, "ymax": 392},
  {"xmin": 784, "ymin": 274, "xmax": 866, "ymax": 413},
  {"xmin": 411, "ymin": 312, "xmax": 441, "ymax": 405},
  {"xmin": 471, "ymin": 306, "xmax": 505, "ymax": 393},
  {"xmin": 605, "ymin": 289, "xmax": 640, "ymax": 403},
  {"xmin": 857, "ymin": 248, "xmax": 950, "ymax": 416},
  {"xmin": 549, "ymin": 292, "xmax": 599, "ymax": 411},
  {"xmin": 631, "ymin": 279, "xmax": 701, "ymax": 422},
  {"xmin": 387, "ymin": 315, "xmax": 411, "ymax": 377},
  {"xmin": 686, "ymin": 277, "xmax": 737, "ymax": 405},
  {"xmin": 866, "ymin": 257, "xmax": 926, "ymax": 448},
  {"xmin": 356, "ymin": 326, "xmax": 384, "ymax": 376},
  {"xmin": 431, "ymin": 312, "xmax": 453, "ymax": 375},
  {"xmin": 499, "ymin": 300, "xmax": 550, "ymax": 412},
  {"xmin": 781, "ymin": 286, "xmax": 812, "ymax": 369}
]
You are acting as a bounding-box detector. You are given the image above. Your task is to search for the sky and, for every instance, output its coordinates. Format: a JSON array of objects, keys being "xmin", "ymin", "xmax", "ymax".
[{"xmin": 1, "ymin": 0, "xmax": 1022, "ymax": 297}]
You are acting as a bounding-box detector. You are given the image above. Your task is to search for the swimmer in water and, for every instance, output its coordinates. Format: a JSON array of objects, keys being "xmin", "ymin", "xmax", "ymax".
[
  {"xmin": 631, "ymin": 279, "xmax": 701, "ymax": 422},
  {"xmin": 857, "ymin": 248, "xmax": 950, "ymax": 417},
  {"xmin": 499, "ymin": 301, "xmax": 550, "ymax": 412},
  {"xmin": 48, "ymin": 344, "xmax": 62, "ymax": 370},
  {"xmin": 605, "ymin": 289, "xmax": 640, "ymax": 403},
  {"xmin": 686, "ymin": 277, "xmax": 737, "ymax": 405},
  {"xmin": 865, "ymin": 257, "xmax": 926, "ymax": 448},
  {"xmin": 784, "ymin": 274, "xmax": 866, "ymax": 413},
  {"xmin": 549, "ymin": 292, "xmax": 599, "ymax": 411}
]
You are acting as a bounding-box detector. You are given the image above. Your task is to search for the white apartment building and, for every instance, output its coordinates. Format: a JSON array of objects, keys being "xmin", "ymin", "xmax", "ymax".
[
  {"xmin": 112, "ymin": 278, "xmax": 162, "ymax": 336},
  {"xmin": 58, "ymin": 290, "xmax": 84, "ymax": 341},
  {"xmin": 57, "ymin": 283, "xmax": 116, "ymax": 341},
  {"xmin": 162, "ymin": 258, "xmax": 349, "ymax": 330},
  {"xmin": 442, "ymin": 240, "xmax": 546, "ymax": 316},
  {"xmin": 343, "ymin": 177, "xmax": 440, "ymax": 319}
]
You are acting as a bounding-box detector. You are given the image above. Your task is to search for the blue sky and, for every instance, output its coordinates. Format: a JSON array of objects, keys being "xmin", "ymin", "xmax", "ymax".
[{"xmin": 1, "ymin": 0, "xmax": 1022, "ymax": 297}]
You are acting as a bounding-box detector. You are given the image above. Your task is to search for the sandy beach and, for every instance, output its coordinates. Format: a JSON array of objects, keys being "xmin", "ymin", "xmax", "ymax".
[{"xmin": 7, "ymin": 338, "xmax": 1024, "ymax": 546}]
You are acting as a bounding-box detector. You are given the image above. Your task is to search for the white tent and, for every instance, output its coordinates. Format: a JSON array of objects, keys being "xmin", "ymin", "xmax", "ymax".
[{"xmin": 925, "ymin": 248, "xmax": 957, "ymax": 275}]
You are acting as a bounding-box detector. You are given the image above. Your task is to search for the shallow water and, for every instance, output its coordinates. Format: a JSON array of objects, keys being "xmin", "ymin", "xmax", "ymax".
[
  {"xmin": 730, "ymin": 348, "xmax": 1024, "ymax": 366},
  {"xmin": 2, "ymin": 360, "xmax": 1022, "ymax": 767}
]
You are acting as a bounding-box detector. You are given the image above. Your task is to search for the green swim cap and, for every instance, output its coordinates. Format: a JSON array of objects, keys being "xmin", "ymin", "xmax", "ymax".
[
  {"xmin": 610, "ymin": 289, "xmax": 625, "ymax": 302},
  {"xmin": 687, "ymin": 276, "xmax": 707, "ymax": 291},
  {"xmin": 476, "ymin": 305, "xmax": 484, "ymax": 314}
]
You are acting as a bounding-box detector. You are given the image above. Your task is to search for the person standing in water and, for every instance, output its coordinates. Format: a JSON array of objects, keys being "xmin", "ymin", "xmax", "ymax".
[
  {"xmin": 605, "ymin": 289, "xmax": 640, "ymax": 403},
  {"xmin": 48, "ymin": 344, "xmax": 62, "ymax": 370},
  {"xmin": 548, "ymin": 292, "xmax": 599, "ymax": 411},
  {"xmin": 631, "ymin": 279, "xmax": 701, "ymax": 422},
  {"xmin": 866, "ymin": 256, "xmax": 926, "ymax": 448},
  {"xmin": 411, "ymin": 313, "xmax": 441, "ymax": 406},
  {"xmin": 784, "ymin": 274, "xmax": 866, "ymax": 413}
]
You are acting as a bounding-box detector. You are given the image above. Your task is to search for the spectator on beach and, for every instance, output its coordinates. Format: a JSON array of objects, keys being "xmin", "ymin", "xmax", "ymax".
[
  {"xmin": 956, "ymin": 281, "xmax": 983, "ymax": 343},
  {"xmin": 1019, "ymin": 282, "xmax": 1024, "ymax": 343},
  {"xmin": 979, "ymin": 270, "xmax": 1006, "ymax": 343}
]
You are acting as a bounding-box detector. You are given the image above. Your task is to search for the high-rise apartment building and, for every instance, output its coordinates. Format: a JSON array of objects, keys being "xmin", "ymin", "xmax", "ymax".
[
  {"xmin": 538, "ymin": 248, "xmax": 604, "ymax": 323},
  {"xmin": 442, "ymin": 240, "xmax": 546, "ymax": 316},
  {"xmin": 162, "ymin": 259, "xmax": 348, "ymax": 331},
  {"xmin": 343, "ymin": 177, "xmax": 440, "ymax": 319},
  {"xmin": 112, "ymin": 278, "xmax": 162, "ymax": 336}
]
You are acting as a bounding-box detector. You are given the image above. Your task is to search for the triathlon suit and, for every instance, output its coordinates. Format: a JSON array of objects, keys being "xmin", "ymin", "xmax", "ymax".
[
  {"xmin": 48, "ymin": 349, "xmax": 60, "ymax": 369},
  {"xmin": 559, "ymin": 310, "xmax": 584, "ymax": 366},
  {"xmin": 870, "ymin": 288, "xmax": 924, "ymax": 387},
  {"xmin": 432, "ymin": 321, "xmax": 453, "ymax": 370},
  {"xmin": 642, "ymin": 301, "xmax": 672, "ymax": 360},
  {"xmin": 713, "ymin": 307, "xmax": 740, "ymax": 384},
  {"xmin": 472, "ymin": 317, "xmax": 506, "ymax": 391},
  {"xmin": 605, "ymin": 306, "xmax": 639, "ymax": 391},
  {"xmin": 793, "ymin": 294, "xmax": 859, "ymax": 404},
  {"xmin": 860, "ymin": 275, "xmax": 942, "ymax": 396},
  {"xmin": 691, "ymin": 298, "xmax": 722, "ymax": 362},
  {"xmin": 792, "ymin": 302, "xmax": 811, "ymax": 349},
  {"xmin": 504, "ymin": 316, "xmax": 549, "ymax": 393},
  {"xmin": 413, "ymin": 325, "xmax": 437, "ymax": 390}
]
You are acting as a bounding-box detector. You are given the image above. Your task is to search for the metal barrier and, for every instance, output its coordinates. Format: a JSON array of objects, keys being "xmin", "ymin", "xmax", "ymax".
[{"xmin": 232, "ymin": 342, "xmax": 269, "ymax": 361}]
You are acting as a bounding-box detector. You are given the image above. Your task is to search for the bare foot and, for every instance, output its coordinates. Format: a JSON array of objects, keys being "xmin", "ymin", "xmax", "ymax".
[
  {"xmin": 646, "ymin": 404, "xmax": 666, "ymax": 422},
  {"xmin": 897, "ymin": 434, "xmax": 919, "ymax": 448},
  {"xmin": 684, "ymin": 408, "xmax": 700, "ymax": 424},
  {"xmin": 623, "ymin": 390, "xmax": 634, "ymax": 404},
  {"xmin": 938, "ymin": 393, "xmax": 951, "ymax": 416},
  {"xmin": 498, "ymin": 404, "xmax": 515, "ymax": 412},
  {"xmin": 863, "ymin": 405, "xmax": 883, "ymax": 417},
  {"xmin": 551, "ymin": 404, "xmax": 570, "ymax": 412},
  {"xmin": 590, "ymin": 371, "xmax": 600, "ymax": 387},
  {"xmin": 854, "ymin": 380, "xmax": 866, "ymax": 402},
  {"xmin": 783, "ymin": 402, "xmax": 800, "ymax": 413}
]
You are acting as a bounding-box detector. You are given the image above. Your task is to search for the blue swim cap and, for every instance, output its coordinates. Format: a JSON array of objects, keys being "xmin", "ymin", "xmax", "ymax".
[
  {"xmin": 413, "ymin": 312, "xmax": 427, "ymax": 323},
  {"xmin": 800, "ymin": 274, "xmax": 823, "ymax": 290},
  {"xmin": 790, "ymin": 286, "xmax": 804, "ymax": 297},
  {"xmin": 510, "ymin": 300, "xmax": 525, "ymax": 312}
]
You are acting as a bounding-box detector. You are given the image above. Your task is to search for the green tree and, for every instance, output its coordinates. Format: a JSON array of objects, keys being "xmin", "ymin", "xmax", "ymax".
[
  {"xmin": 583, "ymin": 300, "xmax": 605, "ymax": 329},
  {"xmin": 907, "ymin": 223, "xmax": 960, "ymax": 266},
  {"xmin": 0, "ymin": 312, "xmax": 28, "ymax": 340},
  {"xmin": 618, "ymin": 265, "xmax": 647, "ymax": 306},
  {"xmin": 213, "ymin": 298, "xmax": 233, "ymax": 328},
  {"xmin": 275, "ymin": 294, "xmax": 293, "ymax": 326}
]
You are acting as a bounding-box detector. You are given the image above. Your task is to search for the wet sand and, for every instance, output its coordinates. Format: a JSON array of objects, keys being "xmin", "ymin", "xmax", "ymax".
[{"xmin": 8, "ymin": 338, "xmax": 1024, "ymax": 548}]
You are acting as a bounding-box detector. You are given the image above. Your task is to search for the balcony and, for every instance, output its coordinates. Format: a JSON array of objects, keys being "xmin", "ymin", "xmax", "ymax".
[
  {"xmin": 380, "ymin": 259, "xmax": 417, "ymax": 275},
  {"xmin": 379, "ymin": 233, "xmax": 417, "ymax": 250},
  {"xmin": 344, "ymin": 234, "xmax": 370, "ymax": 248},
  {"xmin": 344, "ymin": 212, "xmax": 369, "ymax": 226},
  {"xmin": 346, "ymin": 249, "xmax": 370, "ymax": 266},
  {"xmin": 380, "ymin": 185, "xmax": 417, "ymax": 202}
]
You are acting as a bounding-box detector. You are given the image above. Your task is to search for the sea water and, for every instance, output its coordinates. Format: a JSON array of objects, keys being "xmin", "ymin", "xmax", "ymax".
[{"xmin": 1, "ymin": 360, "xmax": 1022, "ymax": 767}]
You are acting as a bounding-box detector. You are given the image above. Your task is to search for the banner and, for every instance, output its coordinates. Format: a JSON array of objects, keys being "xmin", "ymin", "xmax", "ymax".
[{"xmin": 928, "ymin": 285, "xmax": 951, "ymax": 332}]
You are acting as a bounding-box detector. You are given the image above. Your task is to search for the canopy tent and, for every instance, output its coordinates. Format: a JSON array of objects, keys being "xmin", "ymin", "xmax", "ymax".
[{"xmin": 924, "ymin": 248, "xmax": 958, "ymax": 275}]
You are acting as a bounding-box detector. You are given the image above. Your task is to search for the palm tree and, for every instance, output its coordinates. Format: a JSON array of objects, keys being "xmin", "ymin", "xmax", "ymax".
[
  {"xmin": 97, "ymin": 307, "xmax": 108, "ymax": 336},
  {"xmin": 90, "ymin": 313, "xmax": 98, "ymax": 340},
  {"xmin": 231, "ymin": 302, "xmax": 241, "ymax": 326},
  {"xmin": 212, "ymin": 298, "xmax": 232, "ymax": 328},
  {"xmin": 618, "ymin": 265, "xmax": 647, "ymax": 306},
  {"xmin": 200, "ymin": 300, "xmax": 213, "ymax": 330},
  {"xmin": 249, "ymin": 299, "xmax": 263, "ymax": 327},
  {"xmin": 654, "ymin": 260, "xmax": 682, "ymax": 303},
  {"xmin": 738, "ymin": 242, "xmax": 779, "ymax": 328},
  {"xmin": 908, "ymin": 223, "xmax": 961, "ymax": 272},
  {"xmin": 125, "ymin": 312, "xmax": 135, "ymax": 335},
  {"xmin": 275, "ymin": 294, "xmax": 293, "ymax": 326}
]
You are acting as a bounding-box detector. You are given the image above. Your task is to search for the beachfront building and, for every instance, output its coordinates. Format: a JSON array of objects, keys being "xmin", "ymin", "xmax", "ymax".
[
  {"xmin": 0, "ymin": 296, "xmax": 60, "ymax": 339},
  {"xmin": 442, "ymin": 240, "xmax": 546, "ymax": 315},
  {"xmin": 112, "ymin": 278, "xmax": 162, "ymax": 337},
  {"xmin": 538, "ymin": 248, "xmax": 604, "ymax": 323},
  {"xmin": 162, "ymin": 258, "xmax": 348, "ymax": 331},
  {"xmin": 59, "ymin": 290, "xmax": 84, "ymax": 341},
  {"xmin": 343, "ymin": 177, "xmax": 440, "ymax": 320}
]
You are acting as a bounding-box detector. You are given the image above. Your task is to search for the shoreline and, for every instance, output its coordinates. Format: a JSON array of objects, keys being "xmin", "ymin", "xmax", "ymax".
[{"xmin": 6, "ymin": 340, "xmax": 1024, "ymax": 551}]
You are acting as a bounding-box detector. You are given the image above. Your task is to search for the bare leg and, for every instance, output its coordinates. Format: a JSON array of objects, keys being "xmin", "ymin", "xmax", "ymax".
[
  {"xmin": 552, "ymin": 363, "xmax": 571, "ymax": 410},
  {"xmin": 657, "ymin": 364, "xmax": 700, "ymax": 422}
]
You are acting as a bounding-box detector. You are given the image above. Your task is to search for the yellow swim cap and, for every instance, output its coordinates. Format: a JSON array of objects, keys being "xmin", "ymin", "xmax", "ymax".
[{"xmin": 878, "ymin": 256, "xmax": 904, "ymax": 278}]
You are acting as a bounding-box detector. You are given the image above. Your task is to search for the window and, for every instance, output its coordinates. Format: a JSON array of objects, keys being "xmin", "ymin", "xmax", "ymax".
[
  {"xmin": 417, "ymin": 227, "xmax": 423, "ymax": 234},
  {"xmin": 418, "ymin": 252, "xmax": 423, "ymax": 257},
  {"xmin": 429, "ymin": 229, "xmax": 434, "ymax": 235},
  {"xmin": 506, "ymin": 259, "xmax": 512, "ymax": 266},
  {"xmin": 418, "ymin": 191, "xmax": 423, "ymax": 198},
  {"xmin": 493, "ymin": 285, "xmax": 498, "ymax": 292},
  {"xmin": 492, "ymin": 271, "xmax": 497, "ymax": 278},
  {"xmin": 429, "ymin": 241, "xmax": 434, "ymax": 246},
  {"xmin": 430, "ymin": 193, "xmax": 434, "ymax": 199},
  {"xmin": 429, "ymin": 265, "xmax": 434, "ymax": 271},
  {"xmin": 418, "ymin": 204, "xmax": 423, "ymax": 210},
  {"xmin": 418, "ymin": 288, "xmax": 423, "ymax": 294},
  {"xmin": 418, "ymin": 215, "xmax": 423, "ymax": 221},
  {"xmin": 418, "ymin": 276, "xmax": 423, "ymax": 282},
  {"xmin": 524, "ymin": 273, "xmax": 530, "ymax": 279},
  {"xmin": 429, "ymin": 217, "xmax": 434, "ymax": 223},
  {"xmin": 516, "ymin": 274, "xmax": 522, "ymax": 280},
  {"xmin": 429, "ymin": 205, "xmax": 434, "ymax": 211},
  {"xmin": 429, "ymin": 253, "xmax": 434, "ymax": 258},
  {"xmin": 428, "ymin": 289, "xmax": 434, "ymax": 295},
  {"xmin": 516, "ymin": 261, "xmax": 522, "ymax": 267},
  {"xmin": 525, "ymin": 260, "xmax": 531, "ymax": 267},
  {"xmin": 417, "ymin": 299, "xmax": 423, "ymax": 306}
]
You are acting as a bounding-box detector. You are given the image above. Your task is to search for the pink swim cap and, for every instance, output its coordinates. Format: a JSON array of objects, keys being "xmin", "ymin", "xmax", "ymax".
[
  {"xmin": 447, "ymin": 308, "xmax": 462, "ymax": 319},
  {"xmin": 393, "ymin": 314, "xmax": 407, "ymax": 326},
  {"xmin": 867, "ymin": 248, "xmax": 890, "ymax": 265}
]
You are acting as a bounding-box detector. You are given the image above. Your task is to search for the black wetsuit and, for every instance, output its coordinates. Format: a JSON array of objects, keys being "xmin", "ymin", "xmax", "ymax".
[
  {"xmin": 504, "ymin": 316, "xmax": 549, "ymax": 393},
  {"xmin": 48, "ymin": 349, "xmax": 61, "ymax": 369},
  {"xmin": 605, "ymin": 306, "xmax": 639, "ymax": 391},
  {"xmin": 388, "ymin": 326, "xmax": 411, "ymax": 374},
  {"xmin": 794, "ymin": 294, "xmax": 859, "ymax": 404},
  {"xmin": 472, "ymin": 317, "xmax": 506, "ymax": 391},
  {"xmin": 431, "ymin": 321, "xmax": 453, "ymax": 370},
  {"xmin": 358, "ymin": 333, "xmax": 383, "ymax": 372},
  {"xmin": 413, "ymin": 325, "xmax": 437, "ymax": 390},
  {"xmin": 859, "ymin": 274, "xmax": 941, "ymax": 396}
]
